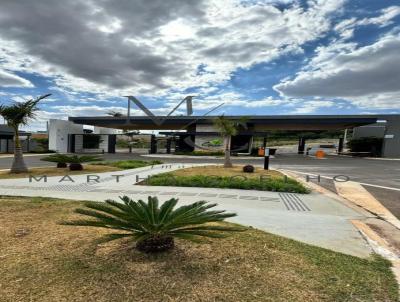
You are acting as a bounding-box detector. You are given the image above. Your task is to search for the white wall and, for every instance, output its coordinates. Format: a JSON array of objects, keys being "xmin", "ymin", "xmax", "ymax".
[
  {"xmin": 93, "ymin": 126, "xmax": 118, "ymax": 134},
  {"xmin": 48, "ymin": 119, "xmax": 84, "ymax": 153}
]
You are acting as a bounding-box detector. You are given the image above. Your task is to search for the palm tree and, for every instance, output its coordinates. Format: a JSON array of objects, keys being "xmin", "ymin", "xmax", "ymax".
[
  {"xmin": 61, "ymin": 196, "xmax": 245, "ymax": 253},
  {"xmin": 214, "ymin": 115, "xmax": 247, "ymax": 168},
  {"xmin": 107, "ymin": 110, "xmax": 124, "ymax": 117},
  {"xmin": 0, "ymin": 94, "xmax": 51, "ymax": 173}
]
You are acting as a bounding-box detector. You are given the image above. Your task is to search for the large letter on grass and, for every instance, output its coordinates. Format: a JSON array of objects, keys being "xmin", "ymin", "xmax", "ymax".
[
  {"xmin": 59, "ymin": 175, "xmax": 75, "ymax": 183},
  {"xmin": 29, "ymin": 175, "xmax": 47, "ymax": 183}
]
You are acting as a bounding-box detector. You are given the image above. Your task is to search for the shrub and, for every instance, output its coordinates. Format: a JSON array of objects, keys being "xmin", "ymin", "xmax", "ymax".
[
  {"xmin": 347, "ymin": 137, "xmax": 383, "ymax": 156},
  {"xmin": 143, "ymin": 173, "xmax": 309, "ymax": 194},
  {"xmin": 42, "ymin": 154, "xmax": 102, "ymax": 170},
  {"xmin": 61, "ymin": 196, "xmax": 245, "ymax": 253},
  {"xmin": 66, "ymin": 155, "xmax": 102, "ymax": 171},
  {"xmin": 243, "ymin": 165, "xmax": 255, "ymax": 173}
]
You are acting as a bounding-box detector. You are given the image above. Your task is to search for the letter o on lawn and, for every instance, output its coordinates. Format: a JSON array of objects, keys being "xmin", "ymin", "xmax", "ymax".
[
  {"xmin": 333, "ymin": 175, "xmax": 350, "ymax": 182},
  {"xmin": 230, "ymin": 175, "xmax": 248, "ymax": 181}
]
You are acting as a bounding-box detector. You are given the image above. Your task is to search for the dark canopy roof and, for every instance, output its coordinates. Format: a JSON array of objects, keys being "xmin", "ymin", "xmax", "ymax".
[{"xmin": 69, "ymin": 115, "xmax": 381, "ymax": 131}]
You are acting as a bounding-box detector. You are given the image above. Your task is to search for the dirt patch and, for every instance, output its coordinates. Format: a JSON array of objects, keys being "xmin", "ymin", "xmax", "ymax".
[{"xmin": 172, "ymin": 165, "xmax": 283, "ymax": 178}]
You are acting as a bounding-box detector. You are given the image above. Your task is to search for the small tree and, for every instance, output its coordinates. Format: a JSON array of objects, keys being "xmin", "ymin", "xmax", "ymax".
[
  {"xmin": 0, "ymin": 94, "xmax": 51, "ymax": 173},
  {"xmin": 214, "ymin": 115, "xmax": 247, "ymax": 168},
  {"xmin": 61, "ymin": 196, "xmax": 245, "ymax": 253}
]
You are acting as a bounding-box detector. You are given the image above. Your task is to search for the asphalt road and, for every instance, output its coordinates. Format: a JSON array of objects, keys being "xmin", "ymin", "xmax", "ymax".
[
  {"xmin": 1, "ymin": 152, "xmax": 399, "ymax": 217},
  {"xmin": 1, "ymin": 153, "xmax": 399, "ymax": 189}
]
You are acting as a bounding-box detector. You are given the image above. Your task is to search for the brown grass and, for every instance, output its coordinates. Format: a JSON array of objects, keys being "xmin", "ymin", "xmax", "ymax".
[
  {"xmin": 172, "ymin": 165, "xmax": 283, "ymax": 178},
  {"xmin": 0, "ymin": 196, "xmax": 398, "ymax": 302},
  {"xmin": 0, "ymin": 164, "xmax": 121, "ymax": 179}
]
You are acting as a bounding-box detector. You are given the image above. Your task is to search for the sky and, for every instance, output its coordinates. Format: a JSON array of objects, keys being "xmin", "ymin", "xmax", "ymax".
[{"xmin": 0, "ymin": 0, "xmax": 400, "ymax": 131}]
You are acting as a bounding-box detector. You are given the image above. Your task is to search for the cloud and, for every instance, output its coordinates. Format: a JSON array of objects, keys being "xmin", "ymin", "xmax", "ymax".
[
  {"xmin": 0, "ymin": 0, "xmax": 345, "ymax": 97},
  {"xmin": 289, "ymin": 100, "xmax": 335, "ymax": 114},
  {"xmin": 274, "ymin": 32, "xmax": 400, "ymax": 108},
  {"xmin": 357, "ymin": 6, "xmax": 400, "ymax": 27},
  {"xmin": 335, "ymin": 6, "xmax": 400, "ymax": 39},
  {"xmin": 0, "ymin": 69, "xmax": 33, "ymax": 87}
]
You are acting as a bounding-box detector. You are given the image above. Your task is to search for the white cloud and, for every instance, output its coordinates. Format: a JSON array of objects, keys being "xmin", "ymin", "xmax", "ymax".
[
  {"xmin": 274, "ymin": 32, "xmax": 400, "ymax": 109},
  {"xmin": 0, "ymin": 69, "xmax": 33, "ymax": 87},
  {"xmin": 0, "ymin": 0, "xmax": 345, "ymax": 98},
  {"xmin": 335, "ymin": 6, "xmax": 400, "ymax": 39},
  {"xmin": 358, "ymin": 6, "xmax": 400, "ymax": 27},
  {"xmin": 289, "ymin": 100, "xmax": 335, "ymax": 114}
]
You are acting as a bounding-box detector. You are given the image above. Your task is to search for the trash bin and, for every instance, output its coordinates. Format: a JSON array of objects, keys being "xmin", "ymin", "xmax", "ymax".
[{"xmin": 258, "ymin": 147, "xmax": 265, "ymax": 156}]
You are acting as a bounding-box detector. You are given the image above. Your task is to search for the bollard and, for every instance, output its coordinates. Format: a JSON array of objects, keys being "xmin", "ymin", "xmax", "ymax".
[{"xmin": 264, "ymin": 148, "xmax": 270, "ymax": 170}]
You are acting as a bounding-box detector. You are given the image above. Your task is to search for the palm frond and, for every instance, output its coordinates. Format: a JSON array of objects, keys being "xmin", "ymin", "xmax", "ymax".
[
  {"xmin": 40, "ymin": 154, "xmax": 70, "ymax": 163},
  {"xmin": 0, "ymin": 94, "xmax": 51, "ymax": 127},
  {"xmin": 61, "ymin": 196, "xmax": 246, "ymax": 251}
]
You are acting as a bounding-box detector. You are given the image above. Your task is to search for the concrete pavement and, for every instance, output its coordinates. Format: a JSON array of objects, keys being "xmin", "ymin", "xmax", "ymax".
[{"xmin": 0, "ymin": 163, "xmax": 373, "ymax": 257}]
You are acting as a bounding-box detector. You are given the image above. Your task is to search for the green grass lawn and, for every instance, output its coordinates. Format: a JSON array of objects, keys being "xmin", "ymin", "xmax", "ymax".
[
  {"xmin": 94, "ymin": 159, "xmax": 162, "ymax": 169},
  {"xmin": 0, "ymin": 196, "xmax": 397, "ymax": 302},
  {"xmin": 141, "ymin": 165, "xmax": 309, "ymax": 193}
]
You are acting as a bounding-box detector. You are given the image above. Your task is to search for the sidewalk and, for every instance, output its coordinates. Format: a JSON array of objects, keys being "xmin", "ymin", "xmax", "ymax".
[{"xmin": 0, "ymin": 163, "xmax": 372, "ymax": 257}]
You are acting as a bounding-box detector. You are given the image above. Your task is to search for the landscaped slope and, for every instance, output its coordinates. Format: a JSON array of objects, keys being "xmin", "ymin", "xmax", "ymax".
[
  {"xmin": 142, "ymin": 165, "xmax": 309, "ymax": 193},
  {"xmin": 0, "ymin": 196, "xmax": 397, "ymax": 302}
]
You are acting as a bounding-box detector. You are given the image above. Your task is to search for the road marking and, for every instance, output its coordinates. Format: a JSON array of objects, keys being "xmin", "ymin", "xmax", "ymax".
[
  {"xmin": 358, "ymin": 182, "xmax": 400, "ymax": 192},
  {"xmin": 285, "ymin": 169, "xmax": 400, "ymax": 192}
]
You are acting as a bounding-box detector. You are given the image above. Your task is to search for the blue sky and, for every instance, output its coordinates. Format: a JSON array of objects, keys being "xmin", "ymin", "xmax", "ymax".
[{"xmin": 0, "ymin": 0, "xmax": 400, "ymax": 130}]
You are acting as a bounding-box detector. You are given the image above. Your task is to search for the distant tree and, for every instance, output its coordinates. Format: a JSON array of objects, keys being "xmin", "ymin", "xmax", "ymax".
[
  {"xmin": 0, "ymin": 94, "xmax": 51, "ymax": 173},
  {"xmin": 107, "ymin": 111, "xmax": 124, "ymax": 117}
]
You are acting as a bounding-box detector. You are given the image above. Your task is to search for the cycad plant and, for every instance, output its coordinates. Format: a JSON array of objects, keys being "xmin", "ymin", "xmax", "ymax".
[
  {"xmin": 0, "ymin": 94, "xmax": 51, "ymax": 173},
  {"xmin": 65, "ymin": 155, "xmax": 102, "ymax": 171},
  {"xmin": 41, "ymin": 154, "xmax": 70, "ymax": 168},
  {"xmin": 61, "ymin": 196, "xmax": 245, "ymax": 253}
]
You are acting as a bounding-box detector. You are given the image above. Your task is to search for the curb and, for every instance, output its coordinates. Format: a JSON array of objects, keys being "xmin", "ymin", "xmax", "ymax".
[
  {"xmin": 335, "ymin": 181, "xmax": 400, "ymax": 231},
  {"xmin": 351, "ymin": 220, "xmax": 400, "ymax": 293}
]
